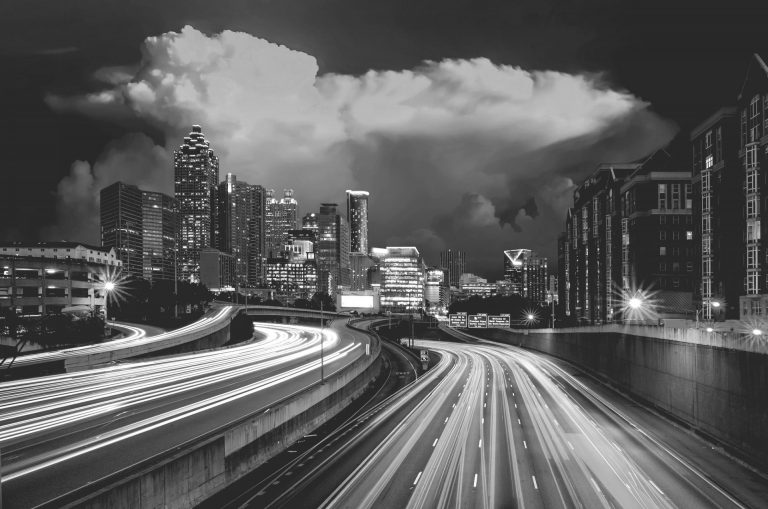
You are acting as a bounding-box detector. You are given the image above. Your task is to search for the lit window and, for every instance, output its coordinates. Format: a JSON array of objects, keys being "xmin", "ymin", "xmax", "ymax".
[
  {"xmin": 659, "ymin": 246, "xmax": 667, "ymax": 256},
  {"xmin": 686, "ymin": 231, "xmax": 693, "ymax": 240},
  {"xmin": 705, "ymin": 155, "xmax": 713, "ymax": 168}
]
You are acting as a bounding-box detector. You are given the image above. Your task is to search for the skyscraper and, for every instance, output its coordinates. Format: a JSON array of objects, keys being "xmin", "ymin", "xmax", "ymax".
[
  {"xmin": 217, "ymin": 174, "xmax": 254, "ymax": 288},
  {"xmin": 374, "ymin": 246, "xmax": 425, "ymax": 312},
  {"xmin": 346, "ymin": 190, "xmax": 369, "ymax": 254},
  {"xmin": 317, "ymin": 203, "xmax": 350, "ymax": 295},
  {"xmin": 141, "ymin": 190, "xmax": 178, "ymax": 283},
  {"xmin": 100, "ymin": 182, "xmax": 143, "ymax": 278},
  {"xmin": 302, "ymin": 212, "xmax": 319, "ymax": 234},
  {"xmin": 440, "ymin": 249, "xmax": 467, "ymax": 288},
  {"xmin": 503, "ymin": 249, "xmax": 548, "ymax": 304},
  {"xmin": 246, "ymin": 184, "xmax": 267, "ymax": 287},
  {"xmin": 265, "ymin": 189, "xmax": 299, "ymax": 259},
  {"xmin": 174, "ymin": 125, "xmax": 220, "ymax": 283}
]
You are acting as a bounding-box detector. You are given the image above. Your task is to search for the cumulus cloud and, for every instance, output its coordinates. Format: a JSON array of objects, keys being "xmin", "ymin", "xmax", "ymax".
[{"xmin": 46, "ymin": 25, "xmax": 677, "ymax": 277}]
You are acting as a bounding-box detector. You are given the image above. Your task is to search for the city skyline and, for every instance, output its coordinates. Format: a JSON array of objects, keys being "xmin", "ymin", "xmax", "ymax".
[{"xmin": 5, "ymin": 2, "xmax": 768, "ymax": 279}]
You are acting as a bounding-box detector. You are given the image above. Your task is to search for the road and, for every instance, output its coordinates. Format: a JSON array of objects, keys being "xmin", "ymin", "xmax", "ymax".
[
  {"xmin": 321, "ymin": 337, "xmax": 768, "ymax": 509},
  {"xmin": 5, "ymin": 306, "xmax": 235, "ymax": 370},
  {"xmin": 0, "ymin": 319, "xmax": 369, "ymax": 508}
]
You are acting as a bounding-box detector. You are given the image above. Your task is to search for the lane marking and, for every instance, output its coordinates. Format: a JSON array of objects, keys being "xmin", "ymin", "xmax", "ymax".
[
  {"xmin": 514, "ymin": 403, "xmax": 517, "ymax": 408},
  {"xmin": 414, "ymin": 471, "xmax": 422, "ymax": 485},
  {"xmin": 432, "ymin": 438, "xmax": 438, "ymax": 447},
  {"xmin": 523, "ymin": 440, "xmax": 527, "ymax": 449},
  {"xmin": 444, "ymin": 417, "xmax": 449, "ymax": 423},
  {"xmin": 473, "ymin": 473, "xmax": 478, "ymax": 488},
  {"xmin": 482, "ymin": 418, "xmax": 484, "ymax": 424},
  {"xmin": 532, "ymin": 475, "xmax": 538, "ymax": 490},
  {"xmin": 650, "ymin": 480, "xmax": 664, "ymax": 495},
  {"xmin": 518, "ymin": 419, "xmax": 521, "ymax": 425},
  {"xmin": 453, "ymin": 403, "xmax": 456, "ymax": 408},
  {"xmin": 567, "ymin": 441, "xmax": 574, "ymax": 451},
  {"xmin": 479, "ymin": 439, "xmax": 482, "ymax": 448}
]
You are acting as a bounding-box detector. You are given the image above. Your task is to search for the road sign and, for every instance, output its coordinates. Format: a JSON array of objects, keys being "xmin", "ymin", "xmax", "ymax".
[
  {"xmin": 420, "ymin": 349, "xmax": 429, "ymax": 363},
  {"xmin": 487, "ymin": 314, "xmax": 511, "ymax": 328},
  {"xmin": 468, "ymin": 314, "xmax": 488, "ymax": 328},
  {"xmin": 448, "ymin": 313, "xmax": 468, "ymax": 328}
]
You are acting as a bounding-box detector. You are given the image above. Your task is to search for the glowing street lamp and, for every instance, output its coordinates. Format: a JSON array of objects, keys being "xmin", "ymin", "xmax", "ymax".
[
  {"xmin": 752, "ymin": 328, "xmax": 763, "ymax": 337},
  {"xmin": 628, "ymin": 297, "xmax": 643, "ymax": 310},
  {"xmin": 706, "ymin": 327, "xmax": 714, "ymax": 333},
  {"xmin": 527, "ymin": 313, "xmax": 535, "ymax": 320}
]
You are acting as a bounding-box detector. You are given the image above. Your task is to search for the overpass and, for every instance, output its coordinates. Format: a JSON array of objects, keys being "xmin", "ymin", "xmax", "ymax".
[{"xmin": 0, "ymin": 316, "xmax": 382, "ymax": 507}]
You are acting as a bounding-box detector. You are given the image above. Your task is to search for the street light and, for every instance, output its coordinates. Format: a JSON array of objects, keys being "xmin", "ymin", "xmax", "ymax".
[
  {"xmin": 706, "ymin": 327, "xmax": 714, "ymax": 333},
  {"xmin": 628, "ymin": 297, "xmax": 643, "ymax": 310},
  {"xmin": 752, "ymin": 328, "xmax": 762, "ymax": 337}
]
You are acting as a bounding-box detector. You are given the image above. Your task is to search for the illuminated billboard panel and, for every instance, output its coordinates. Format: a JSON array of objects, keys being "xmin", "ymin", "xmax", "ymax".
[
  {"xmin": 468, "ymin": 314, "xmax": 488, "ymax": 328},
  {"xmin": 448, "ymin": 313, "xmax": 467, "ymax": 328},
  {"xmin": 340, "ymin": 294, "xmax": 374, "ymax": 309},
  {"xmin": 487, "ymin": 314, "xmax": 510, "ymax": 328}
]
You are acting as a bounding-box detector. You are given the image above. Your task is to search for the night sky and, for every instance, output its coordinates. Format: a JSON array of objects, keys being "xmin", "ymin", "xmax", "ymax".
[{"xmin": 2, "ymin": 0, "xmax": 768, "ymax": 279}]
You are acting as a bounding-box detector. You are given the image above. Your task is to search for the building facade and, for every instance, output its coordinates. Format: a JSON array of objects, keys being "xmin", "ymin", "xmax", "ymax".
[
  {"xmin": 0, "ymin": 243, "xmax": 121, "ymax": 316},
  {"xmin": 265, "ymin": 189, "xmax": 299, "ymax": 259},
  {"xmin": 440, "ymin": 249, "xmax": 467, "ymax": 288},
  {"xmin": 264, "ymin": 258, "xmax": 318, "ymax": 301},
  {"xmin": 199, "ymin": 247, "xmax": 235, "ymax": 292},
  {"xmin": 375, "ymin": 247, "xmax": 425, "ymax": 312},
  {"xmin": 502, "ymin": 249, "xmax": 548, "ymax": 304},
  {"xmin": 691, "ymin": 108, "xmax": 742, "ymax": 320},
  {"xmin": 350, "ymin": 252, "xmax": 375, "ymax": 291},
  {"xmin": 141, "ymin": 190, "xmax": 178, "ymax": 283},
  {"xmin": 425, "ymin": 267, "xmax": 447, "ymax": 314},
  {"xmin": 620, "ymin": 149, "xmax": 695, "ymax": 317},
  {"xmin": 736, "ymin": 54, "xmax": 768, "ymax": 320},
  {"xmin": 174, "ymin": 125, "xmax": 220, "ymax": 283},
  {"xmin": 346, "ymin": 190, "xmax": 369, "ymax": 254},
  {"xmin": 316, "ymin": 203, "xmax": 350, "ymax": 295},
  {"xmin": 100, "ymin": 182, "xmax": 143, "ymax": 278}
]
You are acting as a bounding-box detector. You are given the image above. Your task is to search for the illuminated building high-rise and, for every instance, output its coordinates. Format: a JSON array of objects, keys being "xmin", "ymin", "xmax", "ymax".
[
  {"xmin": 141, "ymin": 190, "xmax": 178, "ymax": 283},
  {"xmin": 503, "ymin": 249, "xmax": 548, "ymax": 304},
  {"xmin": 100, "ymin": 182, "xmax": 143, "ymax": 278},
  {"xmin": 346, "ymin": 190, "xmax": 369, "ymax": 254},
  {"xmin": 217, "ymin": 174, "xmax": 266, "ymax": 287},
  {"xmin": 440, "ymin": 249, "xmax": 467, "ymax": 288},
  {"xmin": 265, "ymin": 189, "xmax": 299, "ymax": 258},
  {"xmin": 373, "ymin": 246, "xmax": 425, "ymax": 312},
  {"xmin": 174, "ymin": 125, "xmax": 220, "ymax": 283},
  {"xmin": 317, "ymin": 203, "xmax": 350, "ymax": 295}
]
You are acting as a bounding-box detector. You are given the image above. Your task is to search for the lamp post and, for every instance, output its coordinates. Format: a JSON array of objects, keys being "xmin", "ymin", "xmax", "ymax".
[
  {"xmin": 103, "ymin": 280, "xmax": 115, "ymax": 337},
  {"xmin": 320, "ymin": 297, "xmax": 325, "ymax": 384}
]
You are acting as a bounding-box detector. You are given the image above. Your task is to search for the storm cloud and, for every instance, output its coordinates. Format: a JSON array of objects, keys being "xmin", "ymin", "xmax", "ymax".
[{"xmin": 46, "ymin": 25, "xmax": 676, "ymax": 278}]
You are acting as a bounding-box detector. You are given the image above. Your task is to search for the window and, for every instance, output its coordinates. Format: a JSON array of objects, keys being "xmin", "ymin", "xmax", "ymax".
[
  {"xmin": 672, "ymin": 278, "xmax": 680, "ymax": 289},
  {"xmin": 672, "ymin": 247, "xmax": 680, "ymax": 256},
  {"xmin": 747, "ymin": 196, "xmax": 759, "ymax": 218},
  {"xmin": 659, "ymin": 262, "xmax": 666, "ymax": 273},
  {"xmin": 672, "ymin": 215, "xmax": 680, "ymax": 225},
  {"xmin": 748, "ymin": 245, "xmax": 759, "ymax": 269},
  {"xmin": 671, "ymin": 184, "xmax": 681, "ymax": 209},
  {"xmin": 705, "ymin": 155, "xmax": 713, "ymax": 169},
  {"xmin": 701, "ymin": 170, "xmax": 711, "ymax": 192},
  {"xmin": 672, "ymin": 262, "xmax": 680, "ymax": 273},
  {"xmin": 704, "ymin": 130, "xmax": 712, "ymax": 148},
  {"xmin": 687, "ymin": 261, "xmax": 693, "ymax": 272},
  {"xmin": 659, "ymin": 246, "xmax": 667, "ymax": 256},
  {"xmin": 671, "ymin": 231, "xmax": 679, "ymax": 241},
  {"xmin": 660, "ymin": 231, "xmax": 667, "ymax": 240},
  {"xmin": 660, "ymin": 215, "xmax": 667, "ymax": 225},
  {"xmin": 686, "ymin": 231, "xmax": 693, "ymax": 240},
  {"xmin": 658, "ymin": 184, "xmax": 667, "ymax": 209},
  {"xmin": 685, "ymin": 184, "xmax": 692, "ymax": 209},
  {"xmin": 747, "ymin": 170, "xmax": 758, "ymax": 193},
  {"xmin": 746, "ymin": 144, "xmax": 758, "ymax": 168}
]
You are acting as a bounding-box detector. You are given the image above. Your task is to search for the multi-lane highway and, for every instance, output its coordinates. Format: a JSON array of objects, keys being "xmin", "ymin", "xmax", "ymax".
[
  {"xmin": 0, "ymin": 319, "xmax": 369, "ymax": 508},
  {"xmin": 320, "ymin": 337, "xmax": 768, "ymax": 509}
]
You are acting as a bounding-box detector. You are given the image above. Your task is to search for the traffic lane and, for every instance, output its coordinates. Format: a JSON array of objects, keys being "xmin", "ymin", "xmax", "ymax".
[
  {"xmin": 0, "ymin": 326, "xmax": 340, "ymax": 451},
  {"xmin": 321, "ymin": 350, "xmax": 467, "ymax": 508},
  {"xmin": 2, "ymin": 334, "xmax": 346, "ymax": 466},
  {"xmin": 511, "ymin": 346, "xmax": 753, "ymax": 508},
  {"xmin": 235, "ymin": 345, "xmax": 451, "ymax": 509},
  {"xmin": 2, "ymin": 344, "xmax": 364, "ymax": 508}
]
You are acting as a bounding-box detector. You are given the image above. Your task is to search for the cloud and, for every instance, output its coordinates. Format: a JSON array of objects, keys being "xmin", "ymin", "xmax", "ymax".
[{"xmin": 46, "ymin": 25, "xmax": 676, "ymax": 278}]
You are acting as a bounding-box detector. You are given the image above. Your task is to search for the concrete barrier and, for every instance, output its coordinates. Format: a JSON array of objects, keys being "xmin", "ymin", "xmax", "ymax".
[
  {"xmin": 52, "ymin": 325, "xmax": 381, "ymax": 509},
  {"xmin": 473, "ymin": 327, "xmax": 768, "ymax": 471}
]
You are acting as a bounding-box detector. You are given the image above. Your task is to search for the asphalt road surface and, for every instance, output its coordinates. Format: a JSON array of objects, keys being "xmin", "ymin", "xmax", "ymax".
[
  {"xmin": 0, "ymin": 319, "xmax": 369, "ymax": 508},
  {"xmin": 321, "ymin": 338, "xmax": 768, "ymax": 509}
]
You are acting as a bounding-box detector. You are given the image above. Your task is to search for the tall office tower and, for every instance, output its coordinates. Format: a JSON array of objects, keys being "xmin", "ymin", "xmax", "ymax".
[
  {"xmin": 174, "ymin": 125, "xmax": 220, "ymax": 283},
  {"xmin": 346, "ymin": 190, "xmax": 369, "ymax": 254},
  {"xmin": 246, "ymin": 184, "xmax": 266, "ymax": 287},
  {"xmin": 350, "ymin": 252, "xmax": 375, "ymax": 291},
  {"xmin": 265, "ymin": 189, "xmax": 299, "ymax": 259},
  {"xmin": 302, "ymin": 212, "xmax": 319, "ymax": 233},
  {"xmin": 100, "ymin": 182, "xmax": 143, "ymax": 278},
  {"xmin": 317, "ymin": 203, "xmax": 351, "ymax": 295},
  {"xmin": 440, "ymin": 249, "xmax": 467, "ymax": 288},
  {"xmin": 691, "ymin": 108, "xmax": 741, "ymax": 320},
  {"xmin": 374, "ymin": 246, "xmax": 425, "ymax": 312},
  {"xmin": 503, "ymin": 249, "xmax": 548, "ymax": 304},
  {"xmin": 217, "ymin": 173, "xmax": 253, "ymax": 288},
  {"xmin": 425, "ymin": 267, "xmax": 448, "ymax": 312},
  {"xmin": 141, "ymin": 190, "xmax": 178, "ymax": 283}
]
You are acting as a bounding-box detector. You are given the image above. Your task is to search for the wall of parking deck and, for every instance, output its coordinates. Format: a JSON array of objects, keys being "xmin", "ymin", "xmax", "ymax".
[
  {"xmin": 57, "ymin": 329, "xmax": 381, "ymax": 509},
  {"xmin": 473, "ymin": 327, "xmax": 768, "ymax": 471}
]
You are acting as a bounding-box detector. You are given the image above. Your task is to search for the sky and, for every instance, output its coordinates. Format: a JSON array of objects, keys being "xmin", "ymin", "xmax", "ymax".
[{"xmin": 2, "ymin": 0, "xmax": 768, "ymax": 280}]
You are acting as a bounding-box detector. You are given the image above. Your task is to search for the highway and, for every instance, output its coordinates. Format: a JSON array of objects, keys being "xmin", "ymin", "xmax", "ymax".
[
  {"xmin": 320, "ymin": 337, "xmax": 768, "ymax": 509},
  {"xmin": 4, "ymin": 306, "xmax": 235, "ymax": 370},
  {"xmin": 0, "ymin": 319, "xmax": 369, "ymax": 508}
]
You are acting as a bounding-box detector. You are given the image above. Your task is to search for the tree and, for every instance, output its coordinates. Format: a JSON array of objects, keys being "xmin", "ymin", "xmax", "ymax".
[
  {"xmin": 310, "ymin": 292, "xmax": 335, "ymax": 312},
  {"xmin": 263, "ymin": 298, "xmax": 284, "ymax": 307},
  {"xmin": 293, "ymin": 298, "xmax": 312, "ymax": 309}
]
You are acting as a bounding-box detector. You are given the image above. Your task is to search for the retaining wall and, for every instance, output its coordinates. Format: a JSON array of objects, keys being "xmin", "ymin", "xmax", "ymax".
[
  {"xmin": 475, "ymin": 327, "xmax": 768, "ymax": 471},
  {"xmin": 55, "ymin": 330, "xmax": 381, "ymax": 509}
]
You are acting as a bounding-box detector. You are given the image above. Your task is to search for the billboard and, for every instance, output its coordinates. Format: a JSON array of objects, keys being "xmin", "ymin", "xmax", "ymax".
[
  {"xmin": 339, "ymin": 294, "xmax": 374, "ymax": 309},
  {"xmin": 468, "ymin": 314, "xmax": 488, "ymax": 328},
  {"xmin": 487, "ymin": 314, "xmax": 511, "ymax": 328},
  {"xmin": 448, "ymin": 313, "xmax": 467, "ymax": 328}
]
